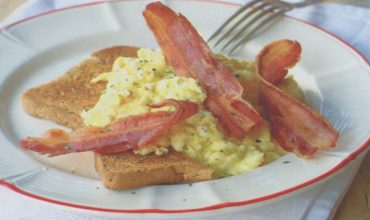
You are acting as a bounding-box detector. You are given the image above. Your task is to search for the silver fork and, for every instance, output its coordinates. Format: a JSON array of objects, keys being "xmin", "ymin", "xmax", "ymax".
[{"xmin": 208, "ymin": 0, "xmax": 322, "ymax": 55}]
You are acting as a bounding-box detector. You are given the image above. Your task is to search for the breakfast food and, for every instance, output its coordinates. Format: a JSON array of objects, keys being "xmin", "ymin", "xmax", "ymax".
[
  {"xmin": 20, "ymin": 2, "xmax": 338, "ymax": 189},
  {"xmin": 22, "ymin": 46, "xmax": 214, "ymax": 189},
  {"xmin": 143, "ymin": 2, "xmax": 338, "ymax": 157}
]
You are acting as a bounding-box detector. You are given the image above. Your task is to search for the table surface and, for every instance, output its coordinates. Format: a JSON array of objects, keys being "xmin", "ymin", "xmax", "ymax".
[{"xmin": 0, "ymin": 0, "xmax": 369, "ymax": 219}]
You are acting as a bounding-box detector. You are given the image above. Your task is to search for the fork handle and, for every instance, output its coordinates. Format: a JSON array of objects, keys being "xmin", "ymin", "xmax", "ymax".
[{"xmin": 293, "ymin": 0, "xmax": 323, "ymax": 8}]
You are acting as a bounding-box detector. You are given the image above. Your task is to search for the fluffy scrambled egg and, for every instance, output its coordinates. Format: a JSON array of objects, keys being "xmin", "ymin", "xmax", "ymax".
[{"xmin": 81, "ymin": 48, "xmax": 291, "ymax": 178}]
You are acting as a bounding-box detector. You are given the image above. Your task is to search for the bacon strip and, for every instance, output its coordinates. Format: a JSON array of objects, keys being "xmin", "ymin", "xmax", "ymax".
[
  {"xmin": 257, "ymin": 40, "xmax": 301, "ymax": 84},
  {"xmin": 20, "ymin": 100, "xmax": 199, "ymax": 156},
  {"xmin": 143, "ymin": 2, "xmax": 263, "ymax": 140},
  {"xmin": 257, "ymin": 40, "xmax": 338, "ymax": 157}
]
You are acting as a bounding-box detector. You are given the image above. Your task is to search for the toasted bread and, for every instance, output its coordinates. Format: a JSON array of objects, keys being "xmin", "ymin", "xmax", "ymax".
[{"xmin": 22, "ymin": 46, "xmax": 213, "ymax": 190}]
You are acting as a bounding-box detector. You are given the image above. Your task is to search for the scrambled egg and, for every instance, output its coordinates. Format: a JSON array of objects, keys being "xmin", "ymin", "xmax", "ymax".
[{"xmin": 81, "ymin": 48, "xmax": 290, "ymax": 178}]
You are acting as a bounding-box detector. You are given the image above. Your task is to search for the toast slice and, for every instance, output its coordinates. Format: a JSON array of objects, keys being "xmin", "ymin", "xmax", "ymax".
[{"xmin": 22, "ymin": 46, "xmax": 213, "ymax": 190}]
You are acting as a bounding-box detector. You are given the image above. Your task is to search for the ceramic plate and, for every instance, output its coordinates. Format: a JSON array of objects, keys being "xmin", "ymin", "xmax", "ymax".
[{"xmin": 1, "ymin": 0, "xmax": 370, "ymax": 218}]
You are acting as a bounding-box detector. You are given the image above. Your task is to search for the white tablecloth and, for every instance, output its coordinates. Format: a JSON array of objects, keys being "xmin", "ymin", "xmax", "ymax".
[{"xmin": 1, "ymin": 1, "xmax": 369, "ymax": 219}]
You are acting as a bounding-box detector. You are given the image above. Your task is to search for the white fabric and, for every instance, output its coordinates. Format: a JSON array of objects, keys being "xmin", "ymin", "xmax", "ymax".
[
  {"xmin": 0, "ymin": 160, "xmax": 363, "ymax": 220},
  {"xmin": 1, "ymin": 0, "xmax": 369, "ymax": 219}
]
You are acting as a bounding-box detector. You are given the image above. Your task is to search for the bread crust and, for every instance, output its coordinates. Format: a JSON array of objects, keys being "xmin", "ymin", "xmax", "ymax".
[
  {"xmin": 95, "ymin": 149, "xmax": 213, "ymax": 190},
  {"xmin": 22, "ymin": 46, "xmax": 213, "ymax": 189}
]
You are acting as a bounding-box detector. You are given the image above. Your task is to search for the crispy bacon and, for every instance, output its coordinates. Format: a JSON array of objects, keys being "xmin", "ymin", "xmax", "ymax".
[
  {"xmin": 257, "ymin": 40, "xmax": 338, "ymax": 158},
  {"xmin": 143, "ymin": 2, "xmax": 263, "ymax": 140},
  {"xmin": 20, "ymin": 100, "xmax": 199, "ymax": 156},
  {"xmin": 257, "ymin": 40, "xmax": 301, "ymax": 84}
]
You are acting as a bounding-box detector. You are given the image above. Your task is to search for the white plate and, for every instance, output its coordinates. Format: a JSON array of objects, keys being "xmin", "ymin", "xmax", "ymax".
[{"xmin": 1, "ymin": 0, "xmax": 370, "ymax": 218}]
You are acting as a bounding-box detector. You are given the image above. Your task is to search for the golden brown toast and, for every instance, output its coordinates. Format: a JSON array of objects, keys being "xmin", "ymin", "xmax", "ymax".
[{"xmin": 22, "ymin": 46, "xmax": 213, "ymax": 190}]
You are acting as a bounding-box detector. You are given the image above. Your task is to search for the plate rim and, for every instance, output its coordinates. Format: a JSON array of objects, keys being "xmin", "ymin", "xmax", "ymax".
[{"xmin": 1, "ymin": 0, "xmax": 370, "ymax": 214}]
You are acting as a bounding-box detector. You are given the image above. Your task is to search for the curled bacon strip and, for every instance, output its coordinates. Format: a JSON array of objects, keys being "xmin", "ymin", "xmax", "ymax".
[
  {"xmin": 20, "ymin": 100, "xmax": 199, "ymax": 156},
  {"xmin": 257, "ymin": 40, "xmax": 338, "ymax": 158},
  {"xmin": 143, "ymin": 2, "xmax": 263, "ymax": 140},
  {"xmin": 257, "ymin": 40, "xmax": 302, "ymax": 84}
]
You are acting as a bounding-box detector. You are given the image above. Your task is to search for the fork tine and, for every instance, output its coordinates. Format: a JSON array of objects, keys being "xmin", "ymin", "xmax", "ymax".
[
  {"xmin": 212, "ymin": 1, "xmax": 270, "ymax": 48},
  {"xmin": 207, "ymin": 0, "xmax": 261, "ymax": 43},
  {"xmin": 210, "ymin": 0, "xmax": 320, "ymax": 55},
  {"xmin": 219, "ymin": 3, "xmax": 279, "ymax": 52},
  {"xmin": 227, "ymin": 7, "xmax": 291, "ymax": 55}
]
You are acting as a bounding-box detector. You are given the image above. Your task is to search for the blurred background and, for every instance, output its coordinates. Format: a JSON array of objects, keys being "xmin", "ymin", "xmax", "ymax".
[{"xmin": 1, "ymin": 0, "xmax": 370, "ymax": 21}]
